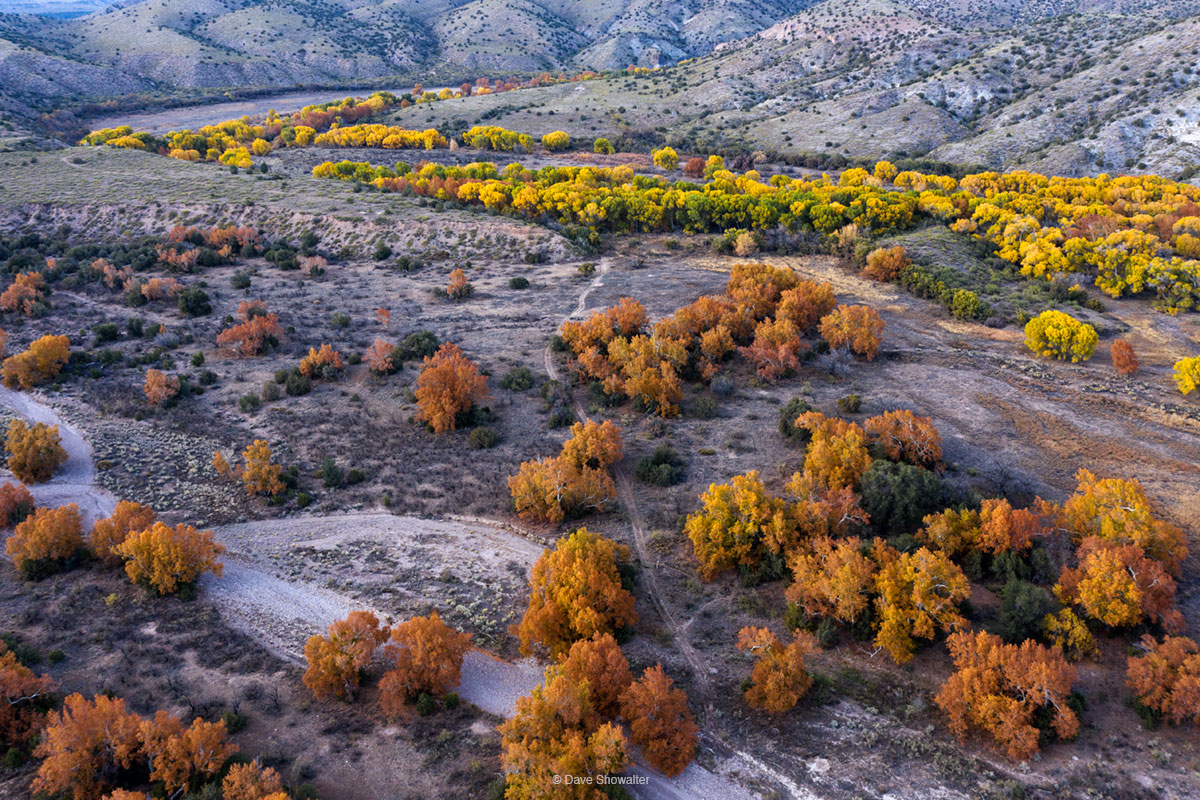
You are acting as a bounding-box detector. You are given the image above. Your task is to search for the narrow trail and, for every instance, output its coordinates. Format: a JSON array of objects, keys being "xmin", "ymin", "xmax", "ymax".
[
  {"xmin": 0, "ymin": 384, "xmax": 763, "ymax": 800},
  {"xmin": 542, "ymin": 258, "xmax": 712, "ymax": 703}
]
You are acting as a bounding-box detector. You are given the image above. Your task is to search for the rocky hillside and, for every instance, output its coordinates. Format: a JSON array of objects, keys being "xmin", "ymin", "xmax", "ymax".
[{"xmin": 1, "ymin": 0, "xmax": 1199, "ymax": 175}]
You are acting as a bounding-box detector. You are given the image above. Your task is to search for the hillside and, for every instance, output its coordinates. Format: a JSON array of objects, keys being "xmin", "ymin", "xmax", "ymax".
[
  {"xmin": 381, "ymin": 0, "xmax": 1200, "ymax": 175},
  {"xmin": 0, "ymin": 0, "xmax": 1199, "ymax": 174}
]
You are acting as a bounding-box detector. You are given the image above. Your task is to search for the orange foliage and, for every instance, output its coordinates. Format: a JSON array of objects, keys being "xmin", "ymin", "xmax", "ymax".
[
  {"xmin": 5, "ymin": 504, "xmax": 82, "ymax": 573},
  {"xmin": 143, "ymin": 369, "xmax": 180, "ymax": 406},
  {"xmin": 1111, "ymin": 339, "xmax": 1139, "ymax": 375},
  {"xmin": 415, "ymin": 342, "xmax": 489, "ymax": 433},
  {"xmin": 115, "ymin": 521, "xmax": 225, "ymax": 595},
  {"xmin": 216, "ymin": 301, "xmax": 282, "ymax": 356},
  {"xmin": 241, "ymin": 439, "xmax": 283, "ymax": 496},
  {"xmin": 736, "ymin": 627, "xmax": 819, "ymax": 713},
  {"xmin": 139, "ymin": 277, "xmax": 183, "ymax": 301},
  {"xmin": 819, "ymin": 304, "xmax": 885, "ymax": 359},
  {"xmin": 1126, "ymin": 635, "xmax": 1200, "ymax": 726},
  {"xmin": 5, "ymin": 418, "xmax": 67, "ymax": 483},
  {"xmin": 298, "ymin": 343, "xmax": 344, "ymax": 379},
  {"xmin": 1055, "ymin": 537, "xmax": 1182, "ymax": 631},
  {"xmin": 499, "ymin": 669, "xmax": 627, "ymax": 799},
  {"xmin": 794, "ymin": 411, "xmax": 872, "ymax": 491},
  {"xmin": 0, "ymin": 480, "xmax": 34, "ymax": 528},
  {"xmin": 2, "ymin": 334, "xmax": 70, "ymax": 389},
  {"xmin": 515, "ymin": 528, "xmax": 637, "ymax": 658},
  {"xmin": 0, "ymin": 640, "xmax": 54, "ymax": 750},
  {"xmin": 446, "ymin": 268, "xmax": 471, "ymax": 299},
  {"xmin": 508, "ymin": 420, "xmax": 621, "ymax": 523},
  {"xmin": 741, "ymin": 317, "xmax": 807, "ymax": 380},
  {"xmin": 1059, "ymin": 469, "xmax": 1186, "ymax": 574},
  {"xmin": 375, "ymin": 307, "xmax": 391, "ymax": 327},
  {"xmin": 786, "ymin": 536, "xmax": 876, "ymax": 624},
  {"xmin": 365, "ymin": 339, "xmax": 398, "ymax": 375},
  {"xmin": 872, "ymin": 543, "xmax": 969, "ymax": 663},
  {"xmin": 1, "ymin": 271, "xmax": 47, "ymax": 315},
  {"xmin": 862, "ymin": 245, "xmax": 909, "ymax": 282},
  {"xmin": 139, "ymin": 712, "xmax": 235, "ymax": 795},
  {"xmin": 556, "ymin": 633, "xmax": 631, "ymax": 719},
  {"xmin": 33, "ymin": 694, "xmax": 144, "ymax": 800},
  {"xmin": 685, "ymin": 471, "xmax": 791, "ymax": 578},
  {"xmin": 90, "ymin": 500, "xmax": 156, "ymax": 564},
  {"xmin": 935, "ymin": 630, "xmax": 1079, "ymax": 761},
  {"xmin": 379, "ymin": 611, "xmax": 472, "ymax": 715},
  {"xmin": 303, "ymin": 611, "xmax": 387, "ymax": 701},
  {"xmin": 776, "ymin": 281, "xmax": 837, "ymax": 330},
  {"xmin": 619, "ymin": 664, "xmax": 697, "ymax": 777},
  {"xmin": 863, "ymin": 409, "xmax": 942, "ymax": 469},
  {"xmin": 222, "ymin": 761, "xmax": 285, "ymax": 800}
]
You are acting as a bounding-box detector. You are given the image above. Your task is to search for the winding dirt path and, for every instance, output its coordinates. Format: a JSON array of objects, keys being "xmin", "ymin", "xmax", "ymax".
[
  {"xmin": 541, "ymin": 259, "xmax": 712, "ymax": 703},
  {"xmin": 0, "ymin": 385, "xmax": 764, "ymax": 800}
]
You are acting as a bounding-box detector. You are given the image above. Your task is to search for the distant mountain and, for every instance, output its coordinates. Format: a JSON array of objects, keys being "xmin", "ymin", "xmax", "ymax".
[{"xmin": 2, "ymin": 0, "xmax": 122, "ymax": 18}]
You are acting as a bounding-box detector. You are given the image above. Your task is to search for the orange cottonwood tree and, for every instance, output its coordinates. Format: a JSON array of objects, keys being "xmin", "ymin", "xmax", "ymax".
[
  {"xmin": 216, "ymin": 301, "xmax": 282, "ymax": 356},
  {"xmin": 1, "ymin": 334, "xmax": 70, "ymax": 389},
  {"xmin": 499, "ymin": 670, "xmax": 627, "ymax": 799},
  {"xmin": 446, "ymin": 268, "xmax": 472, "ymax": 300},
  {"xmin": 685, "ymin": 471, "xmax": 791, "ymax": 579},
  {"xmin": 1111, "ymin": 339, "xmax": 1139, "ymax": 375},
  {"xmin": 794, "ymin": 412, "xmax": 872, "ymax": 491},
  {"xmin": 620, "ymin": 664, "xmax": 697, "ymax": 777},
  {"xmin": 0, "ymin": 271, "xmax": 47, "ymax": 316},
  {"xmin": 1054, "ymin": 537, "xmax": 1182, "ymax": 631},
  {"xmin": 819, "ymin": 304, "xmax": 885, "ymax": 360},
  {"xmin": 862, "ymin": 246, "xmax": 909, "ymax": 282},
  {"xmin": 240, "ymin": 440, "xmax": 283, "ymax": 496},
  {"xmin": 0, "ymin": 640, "xmax": 54, "ymax": 751},
  {"xmin": 776, "ymin": 281, "xmax": 837, "ymax": 331},
  {"xmin": 1058, "ymin": 469, "xmax": 1186, "ymax": 574},
  {"xmin": 143, "ymin": 369, "xmax": 181, "ymax": 407},
  {"xmin": 298, "ymin": 343, "xmax": 344, "ymax": 379},
  {"xmin": 872, "ymin": 543, "xmax": 970, "ymax": 663},
  {"xmin": 557, "ymin": 633, "xmax": 632, "ymax": 719},
  {"xmin": 0, "ymin": 480, "xmax": 34, "ymax": 528},
  {"xmin": 139, "ymin": 712, "xmax": 236, "ymax": 796},
  {"xmin": 114, "ymin": 522, "xmax": 225, "ymax": 595},
  {"xmin": 222, "ymin": 761, "xmax": 286, "ymax": 800},
  {"xmin": 741, "ymin": 317, "xmax": 807, "ymax": 380},
  {"xmin": 508, "ymin": 420, "xmax": 621, "ymax": 523},
  {"xmin": 365, "ymin": 339, "xmax": 398, "ymax": 375},
  {"xmin": 785, "ymin": 536, "xmax": 877, "ymax": 624},
  {"xmin": 303, "ymin": 610, "xmax": 387, "ymax": 701},
  {"xmin": 5, "ymin": 419, "xmax": 68, "ymax": 483},
  {"xmin": 935, "ymin": 630, "xmax": 1079, "ymax": 761},
  {"xmin": 90, "ymin": 500, "xmax": 156, "ymax": 564},
  {"xmin": 515, "ymin": 528, "xmax": 637, "ymax": 658},
  {"xmin": 863, "ymin": 409, "xmax": 942, "ymax": 470},
  {"xmin": 736, "ymin": 627, "xmax": 819, "ymax": 713},
  {"xmin": 415, "ymin": 342, "xmax": 489, "ymax": 433},
  {"xmin": 5, "ymin": 504, "xmax": 83, "ymax": 574},
  {"xmin": 1126, "ymin": 635, "xmax": 1200, "ymax": 726},
  {"xmin": 379, "ymin": 611, "xmax": 472, "ymax": 715},
  {"xmin": 33, "ymin": 693, "xmax": 144, "ymax": 800}
]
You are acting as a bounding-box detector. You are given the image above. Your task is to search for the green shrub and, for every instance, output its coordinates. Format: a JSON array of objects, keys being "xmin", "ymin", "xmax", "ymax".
[
  {"xmin": 837, "ymin": 393, "xmax": 862, "ymax": 413},
  {"xmin": 177, "ymin": 286, "xmax": 211, "ymax": 317},
  {"xmin": 231, "ymin": 271, "xmax": 251, "ymax": 289},
  {"xmin": 994, "ymin": 580, "xmax": 1056, "ymax": 643},
  {"xmin": 416, "ymin": 692, "xmax": 435, "ymax": 716},
  {"xmin": 690, "ymin": 397, "xmax": 718, "ymax": 419},
  {"xmin": 508, "ymin": 277, "xmax": 530, "ymax": 290},
  {"xmin": 320, "ymin": 457, "xmax": 344, "ymax": 488},
  {"xmin": 859, "ymin": 461, "xmax": 947, "ymax": 535},
  {"xmin": 221, "ymin": 710, "xmax": 249, "ymax": 734},
  {"xmin": 500, "ymin": 366, "xmax": 535, "ymax": 391},
  {"xmin": 779, "ymin": 397, "xmax": 813, "ymax": 441},
  {"xmin": 469, "ymin": 427, "xmax": 499, "ymax": 449},
  {"xmin": 238, "ymin": 393, "xmax": 261, "ymax": 412},
  {"xmin": 634, "ymin": 445, "xmax": 685, "ymax": 486},
  {"xmin": 373, "ymin": 243, "xmax": 393, "ymax": 261}
]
